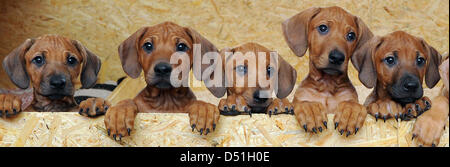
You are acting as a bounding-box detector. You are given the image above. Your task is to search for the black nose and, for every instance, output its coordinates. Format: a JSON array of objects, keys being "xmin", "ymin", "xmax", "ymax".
[
  {"xmin": 154, "ymin": 62, "xmax": 172, "ymax": 76},
  {"xmin": 49, "ymin": 75, "xmax": 66, "ymax": 89},
  {"xmin": 403, "ymin": 81, "xmax": 419, "ymax": 92},
  {"xmin": 253, "ymin": 91, "xmax": 268, "ymax": 103},
  {"xmin": 328, "ymin": 49, "xmax": 345, "ymax": 65}
]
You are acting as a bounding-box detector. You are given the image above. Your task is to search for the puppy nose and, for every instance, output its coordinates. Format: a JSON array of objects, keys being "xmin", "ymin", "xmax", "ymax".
[
  {"xmin": 403, "ymin": 81, "xmax": 419, "ymax": 92},
  {"xmin": 154, "ymin": 63, "xmax": 172, "ymax": 76},
  {"xmin": 328, "ymin": 49, "xmax": 345, "ymax": 65},
  {"xmin": 253, "ymin": 91, "xmax": 268, "ymax": 103},
  {"xmin": 49, "ymin": 75, "xmax": 66, "ymax": 89}
]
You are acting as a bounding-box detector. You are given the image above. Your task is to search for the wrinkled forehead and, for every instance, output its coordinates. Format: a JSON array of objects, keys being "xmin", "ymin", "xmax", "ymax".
[
  {"xmin": 26, "ymin": 36, "xmax": 81, "ymax": 60},
  {"xmin": 378, "ymin": 34, "xmax": 427, "ymax": 58},
  {"xmin": 311, "ymin": 8, "xmax": 357, "ymax": 28},
  {"xmin": 141, "ymin": 24, "xmax": 192, "ymax": 44},
  {"xmin": 225, "ymin": 48, "xmax": 277, "ymax": 67}
]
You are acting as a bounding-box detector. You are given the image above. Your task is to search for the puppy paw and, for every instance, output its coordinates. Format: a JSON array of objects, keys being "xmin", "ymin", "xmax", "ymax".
[
  {"xmin": 104, "ymin": 99, "xmax": 138, "ymax": 141},
  {"xmin": 411, "ymin": 96, "xmax": 448, "ymax": 147},
  {"xmin": 0, "ymin": 94, "xmax": 22, "ymax": 118},
  {"xmin": 404, "ymin": 96, "xmax": 432, "ymax": 120},
  {"xmin": 78, "ymin": 98, "xmax": 111, "ymax": 117},
  {"xmin": 293, "ymin": 101, "xmax": 328, "ymax": 134},
  {"xmin": 188, "ymin": 101, "xmax": 220, "ymax": 135},
  {"xmin": 367, "ymin": 99, "xmax": 402, "ymax": 122},
  {"xmin": 218, "ymin": 94, "xmax": 250, "ymax": 116},
  {"xmin": 266, "ymin": 98, "xmax": 294, "ymax": 117},
  {"xmin": 334, "ymin": 101, "xmax": 367, "ymax": 137}
]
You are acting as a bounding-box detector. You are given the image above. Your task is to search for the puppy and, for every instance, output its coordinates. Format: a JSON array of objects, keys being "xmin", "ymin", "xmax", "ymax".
[
  {"xmin": 412, "ymin": 56, "xmax": 448, "ymax": 146},
  {"xmin": 282, "ymin": 6, "xmax": 372, "ymax": 136},
  {"xmin": 205, "ymin": 42, "xmax": 296, "ymax": 116},
  {"xmin": 352, "ymin": 31, "xmax": 441, "ymax": 122},
  {"xmin": 0, "ymin": 35, "xmax": 107, "ymax": 117},
  {"xmin": 104, "ymin": 22, "xmax": 220, "ymax": 140}
]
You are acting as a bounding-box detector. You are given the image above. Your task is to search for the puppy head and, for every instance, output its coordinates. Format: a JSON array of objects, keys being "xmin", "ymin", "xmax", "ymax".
[
  {"xmin": 282, "ymin": 6, "xmax": 373, "ymax": 75},
  {"xmin": 118, "ymin": 22, "xmax": 217, "ymax": 89},
  {"xmin": 211, "ymin": 43, "xmax": 296, "ymax": 111},
  {"xmin": 2, "ymin": 35, "xmax": 101, "ymax": 100},
  {"xmin": 352, "ymin": 31, "xmax": 442, "ymax": 105}
]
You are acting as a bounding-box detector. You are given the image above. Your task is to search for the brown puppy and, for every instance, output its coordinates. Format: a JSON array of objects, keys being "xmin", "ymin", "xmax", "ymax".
[
  {"xmin": 206, "ymin": 42, "xmax": 296, "ymax": 116},
  {"xmin": 104, "ymin": 22, "xmax": 220, "ymax": 140},
  {"xmin": 352, "ymin": 31, "xmax": 441, "ymax": 122},
  {"xmin": 282, "ymin": 6, "xmax": 372, "ymax": 136},
  {"xmin": 412, "ymin": 56, "xmax": 448, "ymax": 147},
  {"xmin": 0, "ymin": 35, "xmax": 107, "ymax": 117}
]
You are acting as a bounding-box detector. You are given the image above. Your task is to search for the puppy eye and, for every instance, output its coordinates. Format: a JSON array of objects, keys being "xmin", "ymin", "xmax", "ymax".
[
  {"xmin": 346, "ymin": 32, "xmax": 356, "ymax": 42},
  {"xmin": 67, "ymin": 56, "xmax": 78, "ymax": 66},
  {"xmin": 235, "ymin": 65, "xmax": 247, "ymax": 75},
  {"xmin": 176, "ymin": 43, "xmax": 189, "ymax": 52},
  {"xmin": 384, "ymin": 56, "xmax": 396, "ymax": 66},
  {"xmin": 416, "ymin": 57, "xmax": 426, "ymax": 67},
  {"xmin": 32, "ymin": 55, "xmax": 45, "ymax": 67},
  {"xmin": 142, "ymin": 42, "xmax": 153, "ymax": 53},
  {"xmin": 317, "ymin": 24, "xmax": 328, "ymax": 34},
  {"xmin": 267, "ymin": 66, "xmax": 274, "ymax": 77}
]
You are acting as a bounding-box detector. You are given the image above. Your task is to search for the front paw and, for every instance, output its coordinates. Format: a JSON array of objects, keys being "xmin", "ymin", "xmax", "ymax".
[
  {"xmin": 335, "ymin": 101, "xmax": 367, "ymax": 137},
  {"xmin": 218, "ymin": 94, "xmax": 249, "ymax": 116},
  {"xmin": 78, "ymin": 98, "xmax": 111, "ymax": 117},
  {"xmin": 104, "ymin": 99, "xmax": 137, "ymax": 141},
  {"xmin": 188, "ymin": 101, "xmax": 220, "ymax": 135},
  {"xmin": 404, "ymin": 96, "xmax": 432, "ymax": 120},
  {"xmin": 266, "ymin": 98, "xmax": 294, "ymax": 117},
  {"xmin": 0, "ymin": 94, "xmax": 22, "ymax": 118},
  {"xmin": 367, "ymin": 99, "xmax": 403, "ymax": 122},
  {"xmin": 293, "ymin": 101, "xmax": 327, "ymax": 134}
]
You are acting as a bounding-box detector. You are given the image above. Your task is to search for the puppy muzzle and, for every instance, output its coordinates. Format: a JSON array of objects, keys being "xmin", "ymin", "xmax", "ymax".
[{"xmin": 389, "ymin": 73, "xmax": 423, "ymax": 105}]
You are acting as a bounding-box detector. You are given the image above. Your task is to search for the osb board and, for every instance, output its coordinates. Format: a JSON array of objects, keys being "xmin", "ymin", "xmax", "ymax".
[
  {"xmin": 0, "ymin": 0, "xmax": 448, "ymax": 89},
  {"xmin": 0, "ymin": 85, "xmax": 448, "ymax": 147}
]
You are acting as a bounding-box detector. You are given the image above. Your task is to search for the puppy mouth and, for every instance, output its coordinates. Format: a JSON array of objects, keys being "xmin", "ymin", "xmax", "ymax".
[
  {"xmin": 320, "ymin": 68, "xmax": 343, "ymax": 75},
  {"xmin": 39, "ymin": 92, "xmax": 72, "ymax": 100},
  {"xmin": 154, "ymin": 81, "xmax": 173, "ymax": 89},
  {"xmin": 248, "ymin": 105, "xmax": 268, "ymax": 113},
  {"xmin": 391, "ymin": 97, "xmax": 419, "ymax": 105}
]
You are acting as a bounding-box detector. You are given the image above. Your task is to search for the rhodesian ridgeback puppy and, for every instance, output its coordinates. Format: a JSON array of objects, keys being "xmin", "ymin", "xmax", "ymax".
[
  {"xmin": 282, "ymin": 6, "xmax": 373, "ymax": 136},
  {"xmin": 104, "ymin": 22, "xmax": 220, "ymax": 140},
  {"xmin": 205, "ymin": 42, "xmax": 296, "ymax": 116},
  {"xmin": 412, "ymin": 56, "xmax": 448, "ymax": 147},
  {"xmin": 0, "ymin": 35, "xmax": 107, "ymax": 117},
  {"xmin": 352, "ymin": 31, "xmax": 441, "ymax": 122}
]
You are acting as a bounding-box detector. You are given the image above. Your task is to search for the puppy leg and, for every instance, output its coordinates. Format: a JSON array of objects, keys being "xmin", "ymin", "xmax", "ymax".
[
  {"xmin": 104, "ymin": 99, "xmax": 138, "ymax": 141},
  {"xmin": 334, "ymin": 101, "xmax": 367, "ymax": 137},
  {"xmin": 266, "ymin": 98, "xmax": 294, "ymax": 117},
  {"xmin": 412, "ymin": 96, "xmax": 448, "ymax": 147},
  {"xmin": 79, "ymin": 98, "xmax": 111, "ymax": 117},
  {"xmin": 294, "ymin": 101, "xmax": 327, "ymax": 133},
  {"xmin": 218, "ymin": 94, "xmax": 249, "ymax": 116},
  {"xmin": 0, "ymin": 94, "xmax": 22, "ymax": 118},
  {"xmin": 188, "ymin": 100, "xmax": 220, "ymax": 135},
  {"xmin": 367, "ymin": 99, "xmax": 402, "ymax": 122}
]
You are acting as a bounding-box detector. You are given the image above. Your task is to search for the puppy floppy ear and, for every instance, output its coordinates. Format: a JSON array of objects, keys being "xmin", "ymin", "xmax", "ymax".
[
  {"xmin": 184, "ymin": 27, "xmax": 219, "ymax": 81},
  {"xmin": 72, "ymin": 40, "xmax": 101, "ymax": 88},
  {"xmin": 354, "ymin": 16, "xmax": 374, "ymax": 52},
  {"xmin": 118, "ymin": 27, "xmax": 148, "ymax": 78},
  {"xmin": 282, "ymin": 7, "xmax": 321, "ymax": 57},
  {"xmin": 351, "ymin": 37, "xmax": 382, "ymax": 88},
  {"xmin": 421, "ymin": 40, "xmax": 442, "ymax": 88},
  {"xmin": 202, "ymin": 48, "xmax": 230, "ymax": 98},
  {"xmin": 2, "ymin": 38, "xmax": 35, "ymax": 89},
  {"xmin": 276, "ymin": 55, "xmax": 297, "ymax": 98}
]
